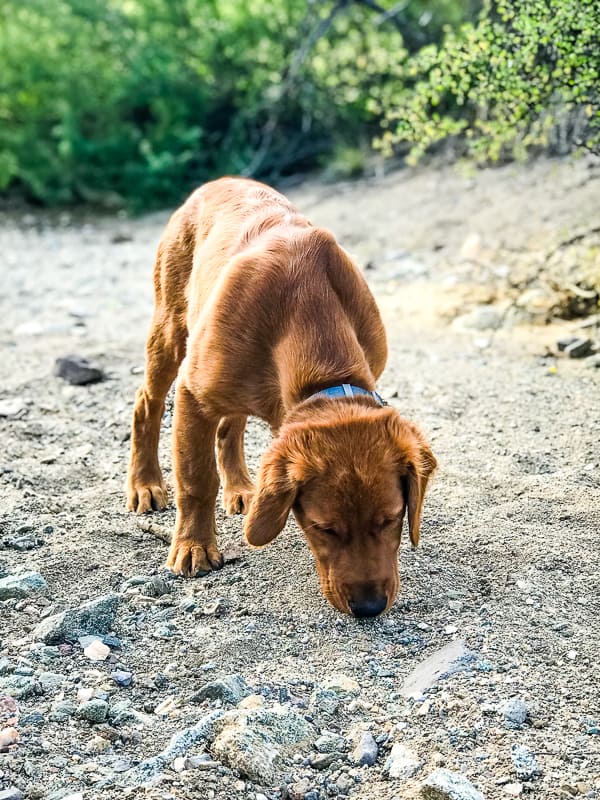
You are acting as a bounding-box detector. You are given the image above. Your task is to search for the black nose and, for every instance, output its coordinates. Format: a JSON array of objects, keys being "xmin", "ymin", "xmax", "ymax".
[{"xmin": 349, "ymin": 596, "xmax": 387, "ymax": 618}]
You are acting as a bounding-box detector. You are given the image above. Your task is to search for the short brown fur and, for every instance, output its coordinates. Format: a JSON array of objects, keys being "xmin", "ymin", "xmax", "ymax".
[{"xmin": 127, "ymin": 177, "xmax": 436, "ymax": 615}]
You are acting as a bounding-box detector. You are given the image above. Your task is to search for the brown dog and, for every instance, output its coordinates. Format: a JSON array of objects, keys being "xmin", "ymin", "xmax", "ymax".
[{"xmin": 126, "ymin": 177, "xmax": 436, "ymax": 617}]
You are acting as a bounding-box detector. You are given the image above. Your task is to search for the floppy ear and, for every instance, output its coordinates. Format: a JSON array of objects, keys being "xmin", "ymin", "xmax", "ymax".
[
  {"xmin": 244, "ymin": 439, "xmax": 298, "ymax": 547},
  {"xmin": 387, "ymin": 414, "xmax": 437, "ymax": 548},
  {"xmin": 404, "ymin": 440, "xmax": 437, "ymax": 548}
]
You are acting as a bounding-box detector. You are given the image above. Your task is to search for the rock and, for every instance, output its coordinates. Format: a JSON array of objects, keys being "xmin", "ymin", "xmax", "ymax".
[
  {"xmin": 315, "ymin": 731, "xmax": 348, "ymax": 754},
  {"xmin": 0, "ymin": 398, "xmax": 27, "ymax": 419},
  {"xmin": 0, "ymin": 728, "xmax": 19, "ymax": 750},
  {"xmin": 210, "ymin": 706, "xmax": 316, "ymax": 784},
  {"xmin": 53, "ymin": 355, "xmax": 104, "ymax": 385},
  {"xmin": 503, "ymin": 783, "xmax": 523, "ymax": 797},
  {"xmin": 140, "ymin": 575, "xmax": 172, "ymax": 597},
  {"xmin": 459, "ymin": 233, "xmax": 483, "ymax": 261},
  {"xmin": 310, "ymin": 752, "xmax": 342, "ymax": 769},
  {"xmin": 565, "ymin": 337, "xmax": 592, "ymax": 358},
  {"xmin": 351, "ymin": 732, "xmax": 378, "ymax": 766},
  {"xmin": 401, "ymin": 641, "xmax": 477, "ymax": 699},
  {"xmin": 336, "ymin": 774, "xmax": 355, "ymax": 794},
  {"xmin": 585, "ymin": 353, "xmax": 600, "ymax": 368},
  {"xmin": 2, "ymin": 532, "xmax": 44, "ymax": 551},
  {"xmin": 239, "ymin": 693, "xmax": 265, "ymax": 709},
  {"xmin": 0, "ymin": 571, "xmax": 47, "ymax": 600},
  {"xmin": 516, "ymin": 287, "xmax": 558, "ymax": 317},
  {"xmin": 108, "ymin": 699, "xmax": 142, "ymax": 726},
  {"xmin": 211, "ymin": 726, "xmax": 279, "ymax": 784},
  {"xmin": 32, "ymin": 594, "xmax": 119, "ymax": 644},
  {"xmin": 83, "ymin": 639, "xmax": 111, "ymax": 661},
  {"xmin": 385, "ymin": 742, "xmax": 420, "ymax": 779},
  {"xmin": 49, "ymin": 700, "xmax": 77, "ymax": 722},
  {"xmin": 421, "ymin": 769, "xmax": 484, "ymax": 800},
  {"xmin": 511, "ymin": 745, "xmax": 542, "ymax": 781},
  {"xmin": 76, "ymin": 699, "xmax": 109, "ymax": 724},
  {"xmin": 38, "ymin": 671, "xmax": 66, "ymax": 692},
  {"xmin": 557, "ymin": 336, "xmax": 578, "ymax": 351},
  {"xmin": 322, "ymin": 674, "xmax": 359, "ymax": 694},
  {"xmin": 111, "ymin": 670, "xmax": 133, "ymax": 687},
  {"xmin": 0, "ymin": 788, "xmax": 24, "ymax": 800},
  {"xmin": 190, "ymin": 674, "xmax": 251, "ymax": 706},
  {"xmin": 499, "ymin": 698, "xmax": 528, "ymax": 729},
  {"xmin": 453, "ymin": 306, "xmax": 505, "ymax": 332},
  {"xmin": 309, "ymin": 689, "xmax": 341, "ymax": 716},
  {"xmin": 289, "ymin": 779, "xmax": 312, "ymax": 800},
  {"xmin": 0, "ymin": 675, "xmax": 36, "ymax": 700}
]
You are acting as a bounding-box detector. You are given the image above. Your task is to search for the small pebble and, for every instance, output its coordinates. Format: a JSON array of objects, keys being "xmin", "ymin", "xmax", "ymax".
[
  {"xmin": 499, "ymin": 698, "xmax": 528, "ymax": 729},
  {"xmin": 53, "ymin": 354, "xmax": 104, "ymax": 385},
  {"xmin": 111, "ymin": 670, "xmax": 133, "ymax": 687},
  {"xmin": 84, "ymin": 640, "xmax": 110, "ymax": 661},
  {"xmin": 0, "ymin": 727, "xmax": 19, "ymax": 750}
]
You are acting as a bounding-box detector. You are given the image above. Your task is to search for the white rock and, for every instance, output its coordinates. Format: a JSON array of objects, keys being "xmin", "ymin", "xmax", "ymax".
[
  {"xmin": 83, "ymin": 640, "xmax": 110, "ymax": 662},
  {"xmin": 154, "ymin": 696, "xmax": 177, "ymax": 716},
  {"xmin": 385, "ymin": 742, "xmax": 421, "ymax": 779},
  {"xmin": 401, "ymin": 641, "xmax": 475, "ymax": 699},
  {"xmin": 421, "ymin": 768, "xmax": 484, "ymax": 800},
  {"xmin": 172, "ymin": 756, "xmax": 187, "ymax": 772},
  {"xmin": 459, "ymin": 233, "xmax": 483, "ymax": 261},
  {"xmin": 503, "ymin": 783, "xmax": 523, "ymax": 797},
  {"xmin": 77, "ymin": 687, "xmax": 95, "ymax": 703}
]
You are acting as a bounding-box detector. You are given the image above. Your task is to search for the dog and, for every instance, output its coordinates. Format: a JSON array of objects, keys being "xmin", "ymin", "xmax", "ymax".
[{"xmin": 126, "ymin": 177, "xmax": 436, "ymax": 617}]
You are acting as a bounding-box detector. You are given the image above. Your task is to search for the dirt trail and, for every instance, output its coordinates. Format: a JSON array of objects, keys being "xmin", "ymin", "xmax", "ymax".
[{"xmin": 0, "ymin": 157, "xmax": 599, "ymax": 800}]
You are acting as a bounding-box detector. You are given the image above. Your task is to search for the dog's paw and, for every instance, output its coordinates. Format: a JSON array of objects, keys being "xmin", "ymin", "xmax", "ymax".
[
  {"xmin": 222, "ymin": 485, "xmax": 254, "ymax": 516},
  {"xmin": 166, "ymin": 537, "xmax": 224, "ymax": 577},
  {"xmin": 126, "ymin": 482, "xmax": 168, "ymax": 514}
]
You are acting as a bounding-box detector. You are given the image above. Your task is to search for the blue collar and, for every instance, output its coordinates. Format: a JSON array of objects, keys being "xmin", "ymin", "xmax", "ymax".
[{"xmin": 306, "ymin": 383, "xmax": 386, "ymax": 406}]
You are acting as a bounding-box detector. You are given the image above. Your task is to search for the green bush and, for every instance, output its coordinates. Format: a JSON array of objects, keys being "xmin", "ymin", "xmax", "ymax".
[
  {"xmin": 379, "ymin": 0, "xmax": 600, "ymax": 164},
  {"xmin": 0, "ymin": 0, "xmax": 405, "ymax": 208}
]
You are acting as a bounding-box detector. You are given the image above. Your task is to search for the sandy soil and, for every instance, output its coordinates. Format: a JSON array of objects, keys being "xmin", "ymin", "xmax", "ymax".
[{"xmin": 0, "ymin": 156, "xmax": 599, "ymax": 800}]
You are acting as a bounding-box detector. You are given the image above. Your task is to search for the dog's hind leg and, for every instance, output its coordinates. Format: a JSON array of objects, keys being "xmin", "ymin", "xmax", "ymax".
[
  {"xmin": 127, "ymin": 243, "xmax": 190, "ymax": 514},
  {"xmin": 216, "ymin": 415, "xmax": 255, "ymax": 515}
]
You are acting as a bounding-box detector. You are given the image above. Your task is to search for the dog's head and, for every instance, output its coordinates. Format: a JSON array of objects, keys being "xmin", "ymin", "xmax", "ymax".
[{"xmin": 244, "ymin": 399, "xmax": 436, "ymax": 616}]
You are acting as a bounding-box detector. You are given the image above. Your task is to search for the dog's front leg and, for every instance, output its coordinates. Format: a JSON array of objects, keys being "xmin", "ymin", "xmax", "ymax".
[{"xmin": 167, "ymin": 382, "xmax": 223, "ymax": 576}]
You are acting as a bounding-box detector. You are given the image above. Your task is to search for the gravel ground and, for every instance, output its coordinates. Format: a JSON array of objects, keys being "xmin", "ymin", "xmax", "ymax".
[{"xmin": 0, "ymin": 157, "xmax": 599, "ymax": 800}]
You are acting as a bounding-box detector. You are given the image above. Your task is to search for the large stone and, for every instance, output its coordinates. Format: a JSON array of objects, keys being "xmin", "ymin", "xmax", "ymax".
[
  {"xmin": 421, "ymin": 769, "xmax": 484, "ymax": 800},
  {"xmin": 351, "ymin": 732, "xmax": 378, "ymax": 766},
  {"xmin": 126, "ymin": 705, "xmax": 315, "ymax": 787},
  {"xmin": 32, "ymin": 595, "xmax": 119, "ymax": 644},
  {"xmin": 0, "ymin": 571, "xmax": 47, "ymax": 600},
  {"xmin": 401, "ymin": 641, "xmax": 477, "ymax": 699},
  {"xmin": 211, "ymin": 725, "xmax": 279, "ymax": 784},
  {"xmin": 385, "ymin": 742, "xmax": 421, "ymax": 779},
  {"xmin": 190, "ymin": 674, "xmax": 251, "ymax": 706},
  {"xmin": 0, "ymin": 675, "xmax": 37, "ymax": 700}
]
